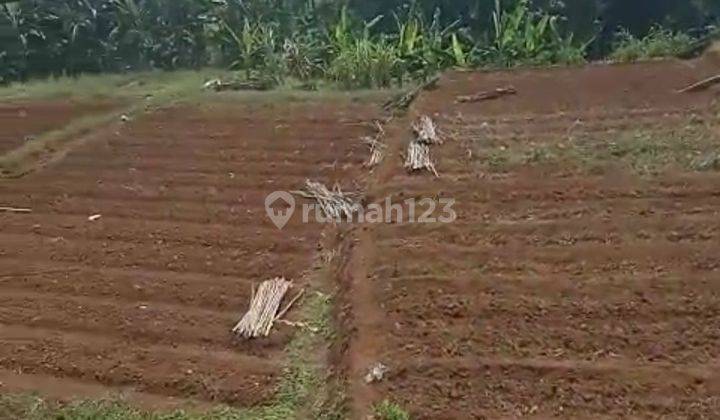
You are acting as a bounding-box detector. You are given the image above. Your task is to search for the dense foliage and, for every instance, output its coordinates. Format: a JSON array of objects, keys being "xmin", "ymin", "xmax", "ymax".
[{"xmin": 0, "ymin": 0, "xmax": 717, "ymax": 87}]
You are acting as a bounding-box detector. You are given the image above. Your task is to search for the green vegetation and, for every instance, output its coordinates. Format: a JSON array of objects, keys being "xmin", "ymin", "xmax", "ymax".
[
  {"xmin": 1, "ymin": 1, "xmax": 715, "ymax": 89},
  {"xmin": 0, "ymin": 291, "xmax": 336, "ymax": 420},
  {"xmin": 0, "ymin": 0, "xmax": 477, "ymax": 88},
  {"xmin": 374, "ymin": 399, "xmax": 411, "ymax": 420},
  {"xmin": 610, "ymin": 26, "xmax": 697, "ymax": 62},
  {"xmin": 480, "ymin": 0, "xmax": 586, "ymax": 67},
  {"xmin": 0, "ymin": 68, "xmax": 233, "ymax": 101},
  {"xmin": 0, "ymin": 396, "xmax": 189, "ymax": 420},
  {"xmin": 472, "ymin": 119, "xmax": 719, "ymax": 176}
]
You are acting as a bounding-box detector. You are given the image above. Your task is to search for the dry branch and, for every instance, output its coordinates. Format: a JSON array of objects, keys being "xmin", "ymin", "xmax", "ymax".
[
  {"xmin": 363, "ymin": 137, "xmax": 387, "ymax": 168},
  {"xmin": 203, "ymin": 78, "xmax": 273, "ymax": 92},
  {"xmin": 677, "ymin": 74, "xmax": 720, "ymax": 93},
  {"xmin": 0, "ymin": 206, "xmax": 31, "ymax": 213},
  {"xmin": 362, "ymin": 121, "xmax": 387, "ymax": 168},
  {"xmin": 456, "ymin": 86, "xmax": 517, "ymax": 103},
  {"xmin": 233, "ymin": 277, "xmax": 293, "ymax": 339},
  {"xmin": 383, "ymin": 75, "xmax": 440, "ymax": 114},
  {"xmin": 295, "ymin": 180, "xmax": 361, "ymax": 220},
  {"xmin": 276, "ymin": 319, "xmax": 320, "ymax": 333},
  {"xmin": 275, "ymin": 288, "xmax": 305, "ymax": 321}
]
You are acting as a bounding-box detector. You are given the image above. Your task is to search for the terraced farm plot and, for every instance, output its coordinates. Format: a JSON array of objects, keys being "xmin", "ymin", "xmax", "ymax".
[
  {"xmin": 346, "ymin": 60, "xmax": 720, "ymax": 419},
  {"xmin": 0, "ymin": 100, "xmax": 119, "ymax": 155},
  {"xmin": 3, "ymin": 60, "xmax": 720, "ymax": 419},
  {"xmin": 0, "ymin": 97, "xmax": 378, "ymax": 410}
]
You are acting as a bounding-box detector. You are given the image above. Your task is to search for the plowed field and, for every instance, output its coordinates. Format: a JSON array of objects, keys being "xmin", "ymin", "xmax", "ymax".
[
  {"xmin": 0, "ymin": 98, "xmax": 377, "ymax": 409},
  {"xmin": 0, "ymin": 100, "xmax": 119, "ymax": 154},
  {"xmin": 344, "ymin": 60, "xmax": 720, "ymax": 419},
  {"xmin": 3, "ymin": 59, "xmax": 720, "ymax": 419}
]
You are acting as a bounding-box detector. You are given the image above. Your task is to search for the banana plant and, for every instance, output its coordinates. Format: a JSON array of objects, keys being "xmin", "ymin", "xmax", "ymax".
[
  {"xmin": 490, "ymin": 0, "xmax": 584, "ymax": 66},
  {"xmin": 451, "ymin": 33, "xmax": 467, "ymax": 67},
  {"xmin": 397, "ymin": 16, "xmax": 420, "ymax": 56}
]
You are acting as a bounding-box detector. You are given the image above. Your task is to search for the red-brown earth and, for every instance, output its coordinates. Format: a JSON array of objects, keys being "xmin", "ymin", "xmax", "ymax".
[
  {"xmin": 3, "ymin": 58, "xmax": 720, "ymax": 419},
  {"xmin": 342, "ymin": 59, "xmax": 720, "ymax": 419},
  {"xmin": 0, "ymin": 97, "xmax": 380, "ymax": 409},
  {"xmin": 0, "ymin": 100, "xmax": 119, "ymax": 154}
]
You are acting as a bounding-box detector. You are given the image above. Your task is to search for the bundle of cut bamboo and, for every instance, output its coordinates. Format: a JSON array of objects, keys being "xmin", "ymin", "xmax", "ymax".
[
  {"xmin": 295, "ymin": 180, "xmax": 361, "ymax": 220},
  {"xmin": 232, "ymin": 277, "xmax": 292, "ymax": 339},
  {"xmin": 404, "ymin": 115, "xmax": 441, "ymax": 177},
  {"xmin": 412, "ymin": 115, "xmax": 442, "ymax": 145},
  {"xmin": 404, "ymin": 142, "xmax": 438, "ymax": 177}
]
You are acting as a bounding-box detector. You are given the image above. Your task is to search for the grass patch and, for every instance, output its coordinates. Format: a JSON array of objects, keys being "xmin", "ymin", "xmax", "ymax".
[
  {"xmin": 473, "ymin": 118, "xmax": 719, "ymax": 176},
  {"xmin": 0, "ymin": 69, "xmax": 238, "ymax": 102},
  {"xmin": 579, "ymin": 124, "xmax": 717, "ymax": 174},
  {"xmin": 610, "ymin": 26, "xmax": 696, "ymax": 63},
  {"xmin": 0, "ymin": 70, "xmax": 234, "ymax": 178},
  {"xmin": 0, "ymin": 68, "xmax": 398, "ymax": 104},
  {"xmin": 0, "ymin": 396, "xmax": 200, "ymax": 420},
  {"xmin": 373, "ymin": 400, "xmax": 410, "ymax": 420},
  {"xmin": 0, "ymin": 291, "xmax": 335, "ymax": 420},
  {"xmin": 242, "ymin": 290, "xmax": 334, "ymax": 420}
]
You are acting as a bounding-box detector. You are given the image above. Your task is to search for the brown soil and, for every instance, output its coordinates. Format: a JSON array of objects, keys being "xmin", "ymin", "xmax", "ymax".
[
  {"xmin": 0, "ymin": 98, "xmax": 379, "ymax": 408},
  {"xmin": 5, "ymin": 57, "xmax": 720, "ymax": 418},
  {"xmin": 0, "ymin": 100, "xmax": 119, "ymax": 155},
  {"xmin": 342, "ymin": 58, "xmax": 720, "ymax": 419}
]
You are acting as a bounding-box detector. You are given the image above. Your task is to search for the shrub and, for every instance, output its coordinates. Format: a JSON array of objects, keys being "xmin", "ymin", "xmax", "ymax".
[
  {"xmin": 610, "ymin": 26, "xmax": 696, "ymax": 62},
  {"xmin": 329, "ymin": 38, "xmax": 400, "ymax": 89}
]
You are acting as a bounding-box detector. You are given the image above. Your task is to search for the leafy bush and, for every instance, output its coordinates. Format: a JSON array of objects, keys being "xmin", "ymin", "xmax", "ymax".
[
  {"xmin": 0, "ymin": 3, "xmax": 25, "ymax": 83},
  {"xmin": 329, "ymin": 39, "xmax": 399, "ymax": 89},
  {"xmin": 610, "ymin": 26, "xmax": 696, "ymax": 62}
]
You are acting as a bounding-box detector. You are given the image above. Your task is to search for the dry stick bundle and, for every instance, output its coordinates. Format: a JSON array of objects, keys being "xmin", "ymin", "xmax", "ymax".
[
  {"xmin": 295, "ymin": 180, "xmax": 361, "ymax": 220},
  {"xmin": 412, "ymin": 115, "xmax": 442, "ymax": 145},
  {"xmin": 233, "ymin": 277, "xmax": 292, "ymax": 339},
  {"xmin": 203, "ymin": 77, "xmax": 273, "ymax": 92},
  {"xmin": 404, "ymin": 115, "xmax": 440, "ymax": 177},
  {"xmin": 404, "ymin": 142, "xmax": 438, "ymax": 177},
  {"xmin": 456, "ymin": 86, "xmax": 517, "ymax": 103}
]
